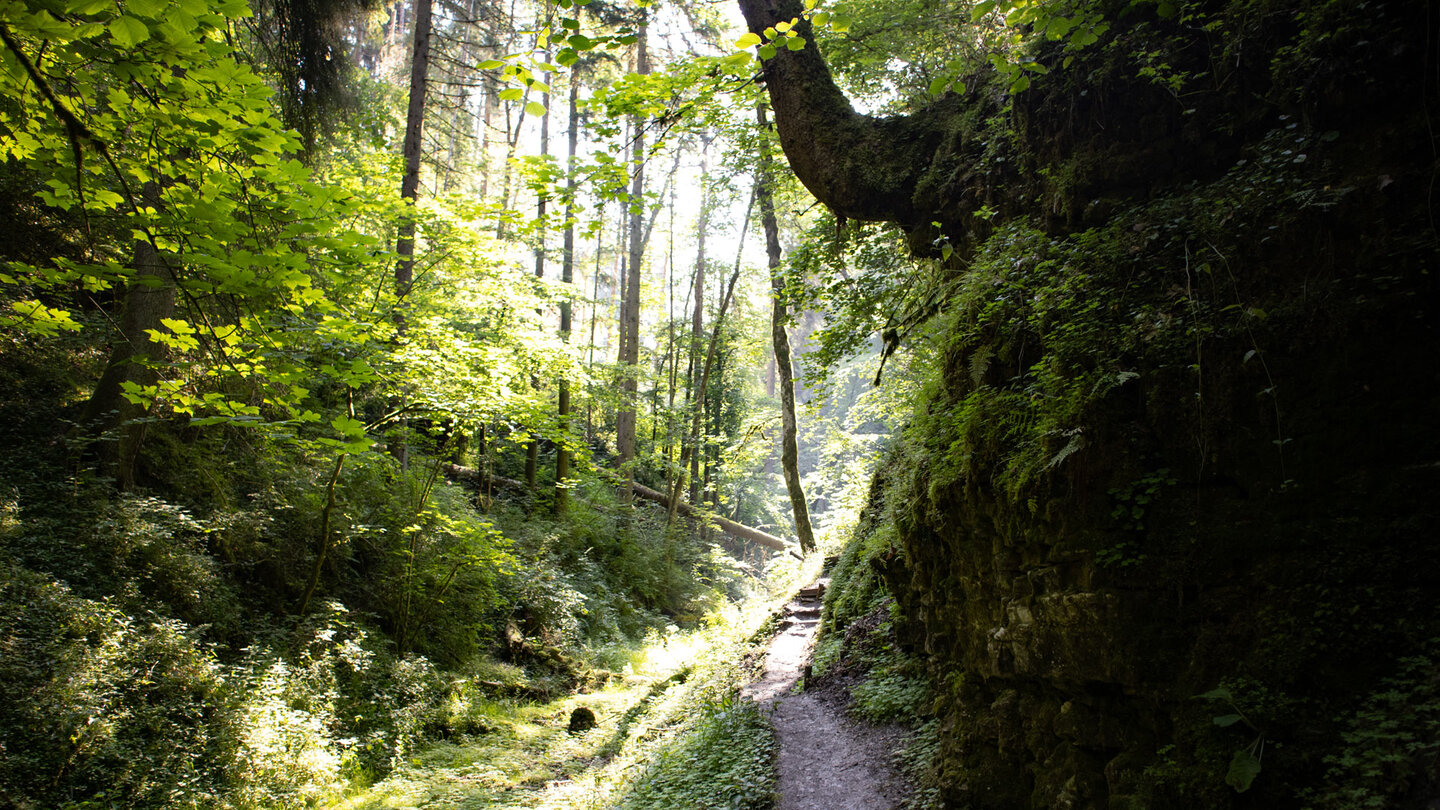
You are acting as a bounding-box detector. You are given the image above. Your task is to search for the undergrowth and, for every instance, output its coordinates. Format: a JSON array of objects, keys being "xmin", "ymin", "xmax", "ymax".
[
  {"xmin": 333, "ymin": 593, "xmax": 785, "ymax": 810},
  {"xmin": 616, "ymin": 695, "xmax": 775, "ymax": 810}
]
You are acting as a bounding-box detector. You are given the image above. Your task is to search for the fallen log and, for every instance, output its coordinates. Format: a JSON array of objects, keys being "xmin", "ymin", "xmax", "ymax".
[
  {"xmin": 441, "ymin": 463, "xmax": 793, "ymax": 553},
  {"xmin": 630, "ymin": 482, "xmax": 791, "ymax": 553},
  {"xmin": 443, "ymin": 463, "xmax": 525, "ymax": 492}
]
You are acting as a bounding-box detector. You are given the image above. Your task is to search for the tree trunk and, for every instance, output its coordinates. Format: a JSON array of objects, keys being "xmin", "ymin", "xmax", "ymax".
[
  {"xmin": 631, "ymin": 482, "xmax": 789, "ymax": 552},
  {"xmin": 392, "ymin": 0, "xmax": 433, "ymax": 472},
  {"xmin": 758, "ymin": 103, "xmax": 815, "ymax": 554},
  {"xmin": 80, "ymin": 231, "xmax": 175, "ymax": 489},
  {"xmin": 662, "ymin": 177, "xmax": 679, "ymax": 498},
  {"xmin": 585, "ymin": 205, "xmax": 605, "ymax": 441},
  {"xmin": 615, "ymin": 14, "xmax": 648, "ymax": 502},
  {"xmin": 298, "ymin": 453, "xmax": 346, "ymax": 616},
  {"xmin": 685, "ymin": 154, "xmax": 709, "ymax": 508},
  {"xmin": 525, "ymin": 64, "xmax": 550, "ymax": 495},
  {"xmin": 668, "ymin": 188, "xmax": 753, "ymax": 524},
  {"xmin": 736, "ymin": 0, "xmax": 942, "ymax": 230},
  {"xmin": 556, "ymin": 74, "xmax": 579, "ymax": 514},
  {"xmin": 395, "ymin": 0, "xmax": 433, "ymax": 315},
  {"xmin": 445, "ymin": 463, "xmax": 792, "ymax": 553}
]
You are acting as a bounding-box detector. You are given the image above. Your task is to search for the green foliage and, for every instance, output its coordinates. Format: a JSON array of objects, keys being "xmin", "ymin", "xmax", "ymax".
[
  {"xmin": 1097, "ymin": 467, "xmax": 1177, "ymax": 566},
  {"xmin": 813, "ymin": 510, "xmax": 895, "ymax": 678},
  {"xmin": 617, "ymin": 696, "xmax": 777, "ymax": 810},
  {"xmin": 0, "ymin": 565, "xmax": 228, "ymax": 809},
  {"xmin": 894, "ymin": 718, "xmax": 944, "ymax": 810},
  {"xmin": 1197, "ymin": 686, "xmax": 1268, "ymax": 793},
  {"xmin": 851, "ymin": 663, "xmax": 931, "ymax": 725},
  {"xmin": 1300, "ymin": 648, "xmax": 1440, "ymax": 809},
  {"xmin": 890, "ymin": 114, "xmax": 1351, "ymax": 518}
]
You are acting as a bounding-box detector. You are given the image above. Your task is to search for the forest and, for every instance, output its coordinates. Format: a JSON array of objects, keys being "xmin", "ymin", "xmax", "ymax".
[{"xmin": 0, "ymin": 0, "xmax": 1436, "ymax": 807}]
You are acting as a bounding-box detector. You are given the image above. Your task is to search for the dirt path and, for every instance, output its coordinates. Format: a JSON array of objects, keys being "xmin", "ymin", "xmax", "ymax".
[{"xmin": 742, "ymin": 580, "xmax": 904, "ymax": 810}]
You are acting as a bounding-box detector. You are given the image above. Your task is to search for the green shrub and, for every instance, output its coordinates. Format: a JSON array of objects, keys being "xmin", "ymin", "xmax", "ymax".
[
  {"xmin": 1300, "ymin": 647, "xmax": 1440, "ymax": 809},
  {"xmin": 617, "ymin": 695, "xmax": 777, "ymax": 810},
  {"xmin": 0, "ymin": 564, "xmax": 228, "ymax": 809},
  {"xmin": 852, "ymin": 668, "xmax": 931, "ymax": 725}
]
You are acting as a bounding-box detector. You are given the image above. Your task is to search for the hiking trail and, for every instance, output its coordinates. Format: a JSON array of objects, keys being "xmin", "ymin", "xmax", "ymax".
[{"xmin": 742, "ymin": 579, "xmax": 906, "ymax": 810}]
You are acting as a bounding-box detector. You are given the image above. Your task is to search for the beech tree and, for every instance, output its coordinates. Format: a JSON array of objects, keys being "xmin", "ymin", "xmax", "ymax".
[
  {"xmin": 756, "ymin": 103, "xmax": 814, "ymax": 554},
  {"xmin": 614, "ymin": 10, "xmax": 649, "ymax": 501}
]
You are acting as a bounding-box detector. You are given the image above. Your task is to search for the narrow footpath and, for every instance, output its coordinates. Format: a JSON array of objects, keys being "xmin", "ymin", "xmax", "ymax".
[{"xmin": 742, "ymin": 581, "xmax": 904, "ymax": 810}]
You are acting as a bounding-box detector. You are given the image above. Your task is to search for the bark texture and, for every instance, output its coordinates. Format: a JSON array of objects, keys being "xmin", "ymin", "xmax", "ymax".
[
  {"xmin": 555, "ymin": 76, "xmax": 579, "ymax": 514},
  {"xmin": 395, "ymin": 0, "xmax": 433, "ymax": 304},
  {"xmin": 81, "ymin": 235, "xmax": 175, "ymax": 489},
  {"xmin": 737, "ymin": 0, "xmax": 964, "ymax": 232},
  {"xmin": 615, "ymin": 15, "xmax": 648, "ymax": 501},
  {"xmin": 757, "ymin": 105, "xmax": 815, "ymax": 555}
]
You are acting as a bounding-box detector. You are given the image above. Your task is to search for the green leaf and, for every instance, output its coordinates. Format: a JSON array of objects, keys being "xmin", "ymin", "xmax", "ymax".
[
  {"xmin": 758, "ymin": 42, "xmax": 777, "ymax": 60},
  {"xmin": 1213, "ymin": 714, "xmax": 1244, "ymax": 728},
  {"xmin": 127, "ymin": 0, "xmax": 166, "ymax": 17},
  {"xmin": 735, "ymin": 32, "xmax": 761, "ymax": 49},
  {"xmin": 331, "ymin": 415, "xmax": 366, "ymax": 438},
  {"xmin": 830, "ymin": 14, "xmax": 851, "ymax": 33},
  {"xmin": 928, "ymin": 75, "xmax": 949, "ymax": 97},
  {"xmin": 1198, "ymin": 687, "xmax": 1234, "ymax": 702},
  {"xmin": 66, "ymin": 0, "xmax": 113, "ymax": 14},
  {"xmin": 561, "ymin": 16, "xmax": 580, "ymax": 30},
  {"xmin": 812, "ymin": 11, "xmax": 829, "ymax": 26},
  {"xmin": 69, "ymin": 21, "xmax": 103, "ymax": 40},
  {"xmin": 785, "ymin": 35, "xmax": 806, "ymax": 50},
  {"xmin": 971, "ymin": 0, "xmax": 998, "ymax": 22},
  {"xmin": 478, "ymin": 59, "xmax": 505, "ymax": 69},
  {"xmin": 109, "ymin": 15, "xmax": 149, "ymax": 47},
  {"xmin": 556, "ymin": 48, "xmax": 578, "ymax": 67},
  {"xmin": 525, "ymin": 100, "xmax": 547, "ymax": 117},
  {"xmin": 498, "ymin": 87, "xmax": 523, "ymax": 101},
  {"xmin": 1225, "ymin": 749, "xmax": 1262, "ymax": 793},
  {"xmin": 567, "ymin": 33, "xmax": 593, "ymax": 50}
]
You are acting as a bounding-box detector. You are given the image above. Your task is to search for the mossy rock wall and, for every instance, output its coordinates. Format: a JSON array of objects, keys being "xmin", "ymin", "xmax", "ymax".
[{"xmin": 845, "ymin": 1, "xmax": 1440, "ymax": 807}]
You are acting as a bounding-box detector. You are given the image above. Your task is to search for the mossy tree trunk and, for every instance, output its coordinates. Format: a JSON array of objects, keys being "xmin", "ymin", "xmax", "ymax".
[
  {"xmin": 757, "ymin": 103, "xmax": 815, "ymax": 555},
  {"xmin": 81, "ymin": 232, "xmax": 175, "ymax": 489}
]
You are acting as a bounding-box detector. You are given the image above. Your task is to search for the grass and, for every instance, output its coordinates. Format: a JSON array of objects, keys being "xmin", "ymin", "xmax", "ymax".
[{"xmin": 327, "ymin": 577, "xmax": 810, "ymax": 810}]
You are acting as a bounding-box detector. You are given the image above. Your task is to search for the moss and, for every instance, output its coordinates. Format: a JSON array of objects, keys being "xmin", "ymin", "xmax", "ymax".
[{"xmin": 834, "ymin": 1, "xmax": 1440, "ymax": 802}]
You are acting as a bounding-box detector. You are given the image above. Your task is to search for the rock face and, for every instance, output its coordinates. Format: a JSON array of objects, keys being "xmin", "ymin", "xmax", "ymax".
[{"xmin": 836, "ymin": 3, "xmax": 1440, "ymax": 807}]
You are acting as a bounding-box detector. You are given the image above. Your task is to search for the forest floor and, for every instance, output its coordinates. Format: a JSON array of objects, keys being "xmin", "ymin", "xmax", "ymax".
[
  {"xmin": 742, "ymin": 580, "xmax": 908, "ymax": 810},
  {"xmin": 329, "ymin": 576, "xmax": 909, "ymax": 809},
  {"xmin": 329, "ymin": 619, "xmax": 750, "ymax": 810}
]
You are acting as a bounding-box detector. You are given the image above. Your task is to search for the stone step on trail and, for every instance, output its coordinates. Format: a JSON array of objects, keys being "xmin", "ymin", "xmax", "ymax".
[{"xmin": 742, "ymin": 577, "xmax": 901, "ymax": 809}]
